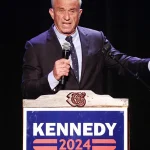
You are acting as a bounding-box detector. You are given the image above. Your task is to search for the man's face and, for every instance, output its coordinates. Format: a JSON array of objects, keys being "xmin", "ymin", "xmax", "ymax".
[{"xmin": 49, "ymin": 0, "xmax": 82, "ymax": 35}]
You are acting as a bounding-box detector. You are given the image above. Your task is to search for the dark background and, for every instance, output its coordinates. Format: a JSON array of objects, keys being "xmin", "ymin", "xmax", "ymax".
[{"xmin": 3, "ymin": 0, "xmax": 150, "ymax": 149}]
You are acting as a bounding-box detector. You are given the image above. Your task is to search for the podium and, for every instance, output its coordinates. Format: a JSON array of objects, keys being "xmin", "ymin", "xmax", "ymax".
[{"xmin": 23, "ymin": 90, "xmax": 129, "ymax": 150}]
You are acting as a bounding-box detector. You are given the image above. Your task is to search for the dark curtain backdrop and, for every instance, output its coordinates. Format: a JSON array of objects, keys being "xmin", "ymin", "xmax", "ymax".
[{"xmin": 5, "ymin": 0, "xmax": 150, "ymax": 149}]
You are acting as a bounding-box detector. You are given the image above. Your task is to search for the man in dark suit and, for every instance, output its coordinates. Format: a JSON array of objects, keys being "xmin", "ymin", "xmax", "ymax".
[{"xmin": 22, "ymin": 0, "xmax": 150, "ymax": 99}]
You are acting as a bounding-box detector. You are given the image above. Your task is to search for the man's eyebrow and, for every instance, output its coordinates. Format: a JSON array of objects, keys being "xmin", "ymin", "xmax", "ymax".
[
  {"xmin": 69, "ymin": 8, "xmax": 78, "ymax": 11},
  {"xmin": 55, "ymin": 7, "xmax": 78, "ymax": 11},
  {"xmin": 56, "ymin": 7, "xmax": 64, "ymax": 9}
]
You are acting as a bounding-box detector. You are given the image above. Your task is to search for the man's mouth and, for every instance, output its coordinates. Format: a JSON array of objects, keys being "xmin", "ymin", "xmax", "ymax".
[{"xmin": 62, "ymin": 23, "xmax": 71, "ymax": 27}]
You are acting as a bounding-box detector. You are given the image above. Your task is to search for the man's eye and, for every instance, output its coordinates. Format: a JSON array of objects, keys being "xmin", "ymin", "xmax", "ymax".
[
  {"xmin": 70, "ymin": 10, "xmax": 75, "ymax": 12},
  {"xmin": 58, "ymin": 9, "xmax": 64, "ymax": 12},
  {"xmin": 70, "ymin": 10, "xmax": 75, "ymax": 13},
  {"xmin": 69, "ymin": 10, "xmax": 77, "ymax": 14}
]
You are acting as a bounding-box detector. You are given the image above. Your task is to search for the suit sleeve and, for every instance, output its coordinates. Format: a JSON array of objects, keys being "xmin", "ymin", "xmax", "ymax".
[
  {"xmin": 101, "ymin": 33, "xmax": 150, "ymax": 81},
  {"xmin": 21, "ymin": 41, "xmax": 56, "ymax": 99}
]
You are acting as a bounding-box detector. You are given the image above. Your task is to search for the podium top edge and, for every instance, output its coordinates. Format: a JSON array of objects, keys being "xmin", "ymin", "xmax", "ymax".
[{"xmin": 23, "ymin": 90, "xmax": 129, "ymax": 108}]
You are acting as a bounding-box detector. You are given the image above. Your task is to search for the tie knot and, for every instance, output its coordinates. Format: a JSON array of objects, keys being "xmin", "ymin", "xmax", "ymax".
[{"xmin": 65, "ymin": 36, "xmax": 73, "ymax": 43}]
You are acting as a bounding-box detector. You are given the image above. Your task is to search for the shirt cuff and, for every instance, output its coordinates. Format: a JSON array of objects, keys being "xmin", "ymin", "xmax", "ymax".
[
  {"xmin": 148, "ymin": 61, "xmax": 150, "ymax": 71},
  {"xmin": 48, "ymin": 71, "xmax": 59, "ymax": 90}
]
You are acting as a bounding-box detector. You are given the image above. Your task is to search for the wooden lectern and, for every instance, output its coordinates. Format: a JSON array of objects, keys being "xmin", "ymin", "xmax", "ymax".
[{"xmin": 23, "ymin": 90, "xmax": 129, "ymax": 150}]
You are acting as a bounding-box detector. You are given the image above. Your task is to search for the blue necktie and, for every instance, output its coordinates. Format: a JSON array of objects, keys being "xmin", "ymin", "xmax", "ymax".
[{"xmin": 65, "ymin": 36, "xmax": 79, "ymax": 81}]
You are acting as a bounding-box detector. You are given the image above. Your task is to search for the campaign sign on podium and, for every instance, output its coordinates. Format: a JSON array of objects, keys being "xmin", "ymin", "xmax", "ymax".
[{"xmin": 23, "ymin": 90, "xmax": 129, "ymax": 150}]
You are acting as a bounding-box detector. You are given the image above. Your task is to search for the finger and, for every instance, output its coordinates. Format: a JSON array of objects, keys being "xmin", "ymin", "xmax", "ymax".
[
  {"xmin": 55, "ymin": 70, "xmax": 69, "ymax": 78},
  {"xmin": 53, "ymin": 59, "xmax": 70, "ymax": 80},
  {"xmin": 60, "ymin": 63, "xmax": 70, "ymax": 69},
  {"xmin": 58, "ymin": 59, "xmax": 70, "ymax": 65},
  {"xmin": 59, "ymin": 67, "xmax": 70, "ymax": 74},
  {"xmin": 53, "ymin": 66, "xmax": 70, "ymax": 79}
]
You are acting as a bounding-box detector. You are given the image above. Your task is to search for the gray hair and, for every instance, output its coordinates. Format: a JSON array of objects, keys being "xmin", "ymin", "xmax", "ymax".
[{"xmin": 51, "ymin": 0, "xmax": 82, "ymax": 8}]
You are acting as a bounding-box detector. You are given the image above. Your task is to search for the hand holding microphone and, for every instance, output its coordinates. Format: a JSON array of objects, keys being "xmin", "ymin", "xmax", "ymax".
[{"xmin": 53, "ymin": 42, "xmax": 71, "ymax": 85}]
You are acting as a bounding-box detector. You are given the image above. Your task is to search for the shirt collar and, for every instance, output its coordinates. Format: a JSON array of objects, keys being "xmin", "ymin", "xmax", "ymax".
[{"xmin": 53, "ymin": 25, "xmax": 78, "ymax": 40}]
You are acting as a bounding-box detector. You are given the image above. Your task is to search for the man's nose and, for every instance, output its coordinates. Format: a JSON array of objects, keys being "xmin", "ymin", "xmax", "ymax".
[{"xmin": 63, "ymin": 11, "xmax": 70, "ymax": 20}]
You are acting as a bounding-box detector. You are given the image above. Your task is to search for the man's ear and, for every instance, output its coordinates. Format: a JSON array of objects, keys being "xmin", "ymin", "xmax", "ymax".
[
  {"xmin": 49, "ymin": 8, "xmax": 54, "ymax": 20},
  {"xmin": 79, "ymin": 9, "xmax": 83, "ymax": 18}
]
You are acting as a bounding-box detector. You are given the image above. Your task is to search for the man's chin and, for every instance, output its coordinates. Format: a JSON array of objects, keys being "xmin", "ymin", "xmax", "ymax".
[{"xmin": 61, "ymin": 29, "xmax": 75, "ymax": 35}]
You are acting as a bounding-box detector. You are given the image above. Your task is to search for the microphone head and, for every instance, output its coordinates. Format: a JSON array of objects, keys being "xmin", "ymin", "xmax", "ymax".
[{"xmin": 62, "ymin": 42, "xmax": 71, "ymax": 51}]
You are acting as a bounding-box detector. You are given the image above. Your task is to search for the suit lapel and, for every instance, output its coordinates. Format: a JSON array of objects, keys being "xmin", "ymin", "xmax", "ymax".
[
  {"xmin": 47, "ymin": 25, "xmax": 62, "ymax": 59},
  {"xmin": 78, "ymin": 27, "xmax": 90, "ymax": 84}
]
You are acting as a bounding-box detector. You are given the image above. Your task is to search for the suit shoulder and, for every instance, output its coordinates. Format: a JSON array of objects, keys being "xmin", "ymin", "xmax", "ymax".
[
  {"xmin": 78, "ymin": 26, "xmax": 104, "ymax": 36},
  {"xmin": 24, "ymin": 30, "xmax": 49, "ymax": 50},
  {"xmin": 28, "ymin": 30, "xmax": 49, "ymax": 45}
]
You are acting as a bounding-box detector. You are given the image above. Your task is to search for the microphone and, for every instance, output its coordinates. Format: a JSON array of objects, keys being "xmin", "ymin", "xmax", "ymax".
[{"xmin": 60, "ymin": 42, "xmax": 71, "ymax": 85}]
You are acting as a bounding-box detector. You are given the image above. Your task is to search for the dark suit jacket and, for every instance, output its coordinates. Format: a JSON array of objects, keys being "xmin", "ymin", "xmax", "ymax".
[{"xmin": 22, "ymin": 25, "xmax": 150, "ymax": 99}]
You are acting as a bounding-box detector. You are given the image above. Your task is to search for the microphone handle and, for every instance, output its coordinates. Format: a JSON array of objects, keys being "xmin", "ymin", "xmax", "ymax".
[{"xmin": 60, "ymin": 76, "xmax": 65, "ymax": 85}]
